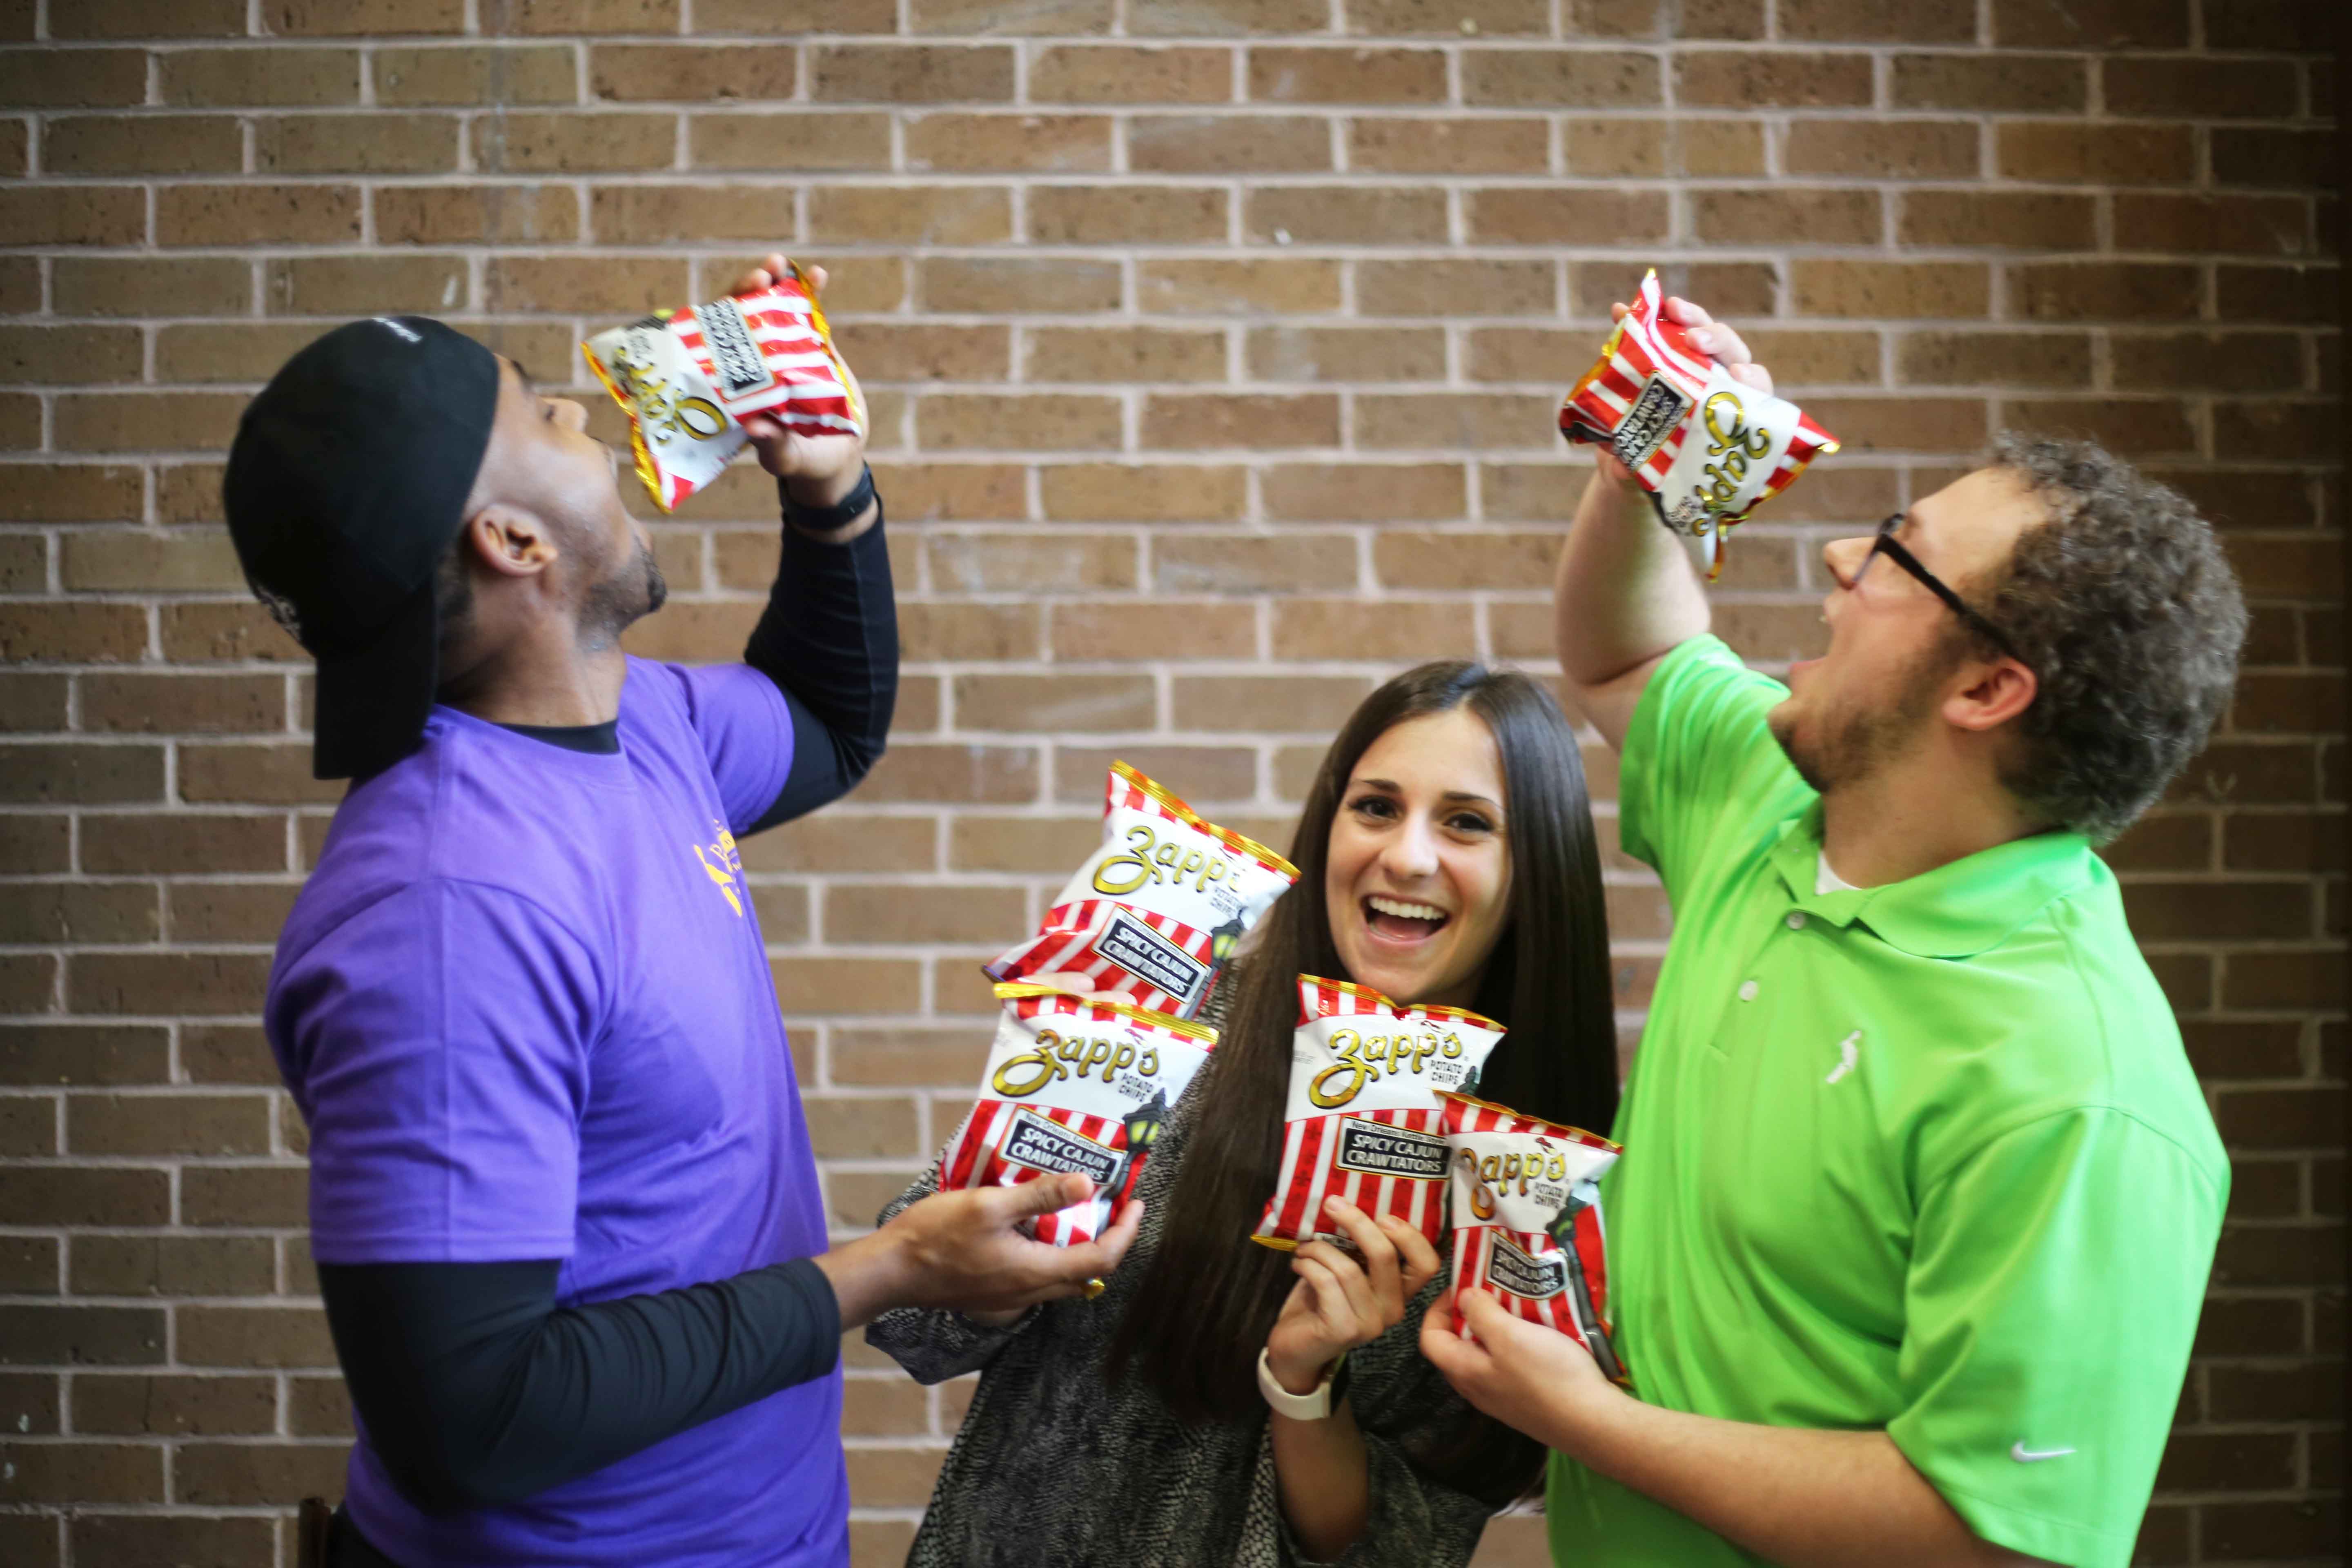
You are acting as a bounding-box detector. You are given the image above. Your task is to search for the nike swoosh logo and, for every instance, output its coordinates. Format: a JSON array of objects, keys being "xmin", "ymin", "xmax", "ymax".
[{"xmin": 2011, "ymin": 1443, "xmax": 2075, "ymax": 1463}]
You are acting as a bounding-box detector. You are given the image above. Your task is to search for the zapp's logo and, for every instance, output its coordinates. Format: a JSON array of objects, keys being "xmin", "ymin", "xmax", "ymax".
[{"xmin": 693, "ymin": 821, "xmax": 744, "ymax": 917}]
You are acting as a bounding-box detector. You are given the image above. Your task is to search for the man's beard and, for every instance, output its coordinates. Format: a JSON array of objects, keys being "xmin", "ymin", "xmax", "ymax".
[
  {"xmin": 1769, "ymin": 640, "xmax": 1952, "ymax": 796},
  {"xmin": 580, "ymin": 540, "xmax": 666, "ymax": 648}
]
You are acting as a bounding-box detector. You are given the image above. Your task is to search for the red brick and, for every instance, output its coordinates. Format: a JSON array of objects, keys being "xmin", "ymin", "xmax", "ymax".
[
  {"xmin": 691, "ymin": 111, "xmax": 893, "ymax": 172},
  {"xmin": 2000, "ymin": 398, "xmax": 2196, "ymax": 459},
  {"xmin": 1777, "ymin": 0, "xmax": 1971, "ymax": 39},
  {"xmin": 2008, "ymin": 263, "xmax": 2201, "ymax": 323},
  {"xmin": 1996, "ymin": 122, "xmax": 2194, "ymax": 186},
  {"xmin": 1050, "ymin": 600, "xmax": 1254, "ymax": 661},
  {"xmin": 1139, "ymin": 258, "xmax": 1339, "ymax": 314},
  {"xmin": 1029, "ymin": 45, "xmax": 1230, "ymax": 104},
  {"xmin": 476, "ymin": 111, "xmax": 676, "ymax": 172},
  {"xmin": 0, "ymin": 1441, "xmax": 165, "ymax": 1503},
  {"xmin": 0, "ymin": 744, "xmax": 166, "ymax": 804},
  {"xmin": 65, "ymin": 0, "xmax": 247, "ymax": 40},
  {"xmin": 1172, "ymin": 675, "xmax": 1373, "ymax": 733},
  {"xmin": 1270, "ymin": 597, "xmax": 1480, "ymax": 662},
  {"xmin": 1029, "ymin": 185, "xmax": 1226, "ymax": 245},
  {"xmin": 1142, "ymin": 392, "xmax": 1339, "ymax": 450},
  {"xmin": 1358, "ymin": 259, "xmax": 1554, "ymax": 317},
  {"xmin": 1674, "ymin": 50, "xmax": 1870, "ymax": 108},
  {"xmin": 1891, "ymin": 52, "xmax": 2085, "ymax": 112},
  {"xmin": 369, "ymin": 42, "xmax": 569, "ymax": 101},
  {"xmin": 922, "ymin": 257, "xmax": 1121, "ymax": 314},
  {"xmin": 1247, "ymin": 47, "xmax": 1446, "ymax": 104},
  {"xmin": 0, "ymin": 49, "xmax": 149, "ymax": 107},
  {"xmin": 1465, "ymin": 50, "xmax": 1660, "ymax": 107},
  {"xmin": 927, "ymin": 532, "xmax": 1134, "ymax": 593},
  {"xmin": 1154, "ymin": 533, "xmax": 1357, "ymax": 595},
  {"xmin": 1130, "ymin": 114, "xmax": 1332, "ymax": 173},
  {"xmin": 1039, "ymin": 465, "xmax": 1247, "ymax": 522},
  {"xmin": 1692, "ymin": 187, "xmax": 1880, "ymax": 246},
  {"xmin": 1349, "ymin": 118, "xmax": 1549, "ymax": 175},
  {"xmin": 0, "ymin": 188, "xmax": 143, "ymax": 246},
  {"xmin": 1992, "ymin": 0, "xmax": 2187, "ymax": 47},
  {"xmin": 44, "ymin": 115, "xmax": 244, "ymax": 175},
  {"xmin": 1030, "ymin": 327, "xmax": 1225, "ymax": 384},
  {"xmin": 163, "ymin": 48, "xmax": 363, "ymax": 106},
  {"xmin": 1784, "ymin": 120, "xmax": 1979, "ymax": 179},
  {"xmin": 1352, "ymin": 0, "xmax": 1549, "ymax": 33},
  {"xmin": 918, "ymin": 392, "xmax": 1122, "ymax": 450},
  {"xmin": 2216, "ymin": 264, "xmax": 2338, "ymax": 326},
  {"xmin": 904, "ymin": 112, "xmax": 1111, "ymax": 173},
  {"xmin": 1786, "ymin": 261, "xmax": 1985, "ymax": 321},
  {"xmin": 1470, "ymin": 188, "xmax": 1670, "ymax": 244},
  {"xmin": 2212, "ymin": 128, "xmax": 2337, "ymax": 193},
  {"xmin": 2111, "ymin": 332, "xmax": 2306, "ymax": 394},
  {"xmin": 1128, "ymin": 0, "xmax": 1329, "ymax": 31},
  {"xmin": 1262, "ymin": 463, "xmax": 1465, "ymax": 521},
  {"xmin": 2107, "ymin": 58, "xmax": 2303, "ymax": 122},
  {"xmin": 811, "ymin": 44, "xmax": 1016, "ymax": 103}
]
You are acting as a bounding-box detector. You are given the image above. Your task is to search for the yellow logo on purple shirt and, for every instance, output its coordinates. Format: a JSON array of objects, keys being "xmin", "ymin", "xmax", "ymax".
[{"xmin": 694, "ymin": 822, "xmax": 744, "ymax": 917}]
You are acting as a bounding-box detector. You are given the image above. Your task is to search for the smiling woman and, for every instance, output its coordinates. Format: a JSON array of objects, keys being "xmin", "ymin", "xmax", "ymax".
[{"xmin": 865, "ymin": 660, "xmax": 1621, "ymax": 1568}]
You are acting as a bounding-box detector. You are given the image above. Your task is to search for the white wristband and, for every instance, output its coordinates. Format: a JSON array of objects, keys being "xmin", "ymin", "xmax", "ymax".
[{"xmin": 1257, "ymin": 1346, "xmax": 1343, "ymax": 1421}]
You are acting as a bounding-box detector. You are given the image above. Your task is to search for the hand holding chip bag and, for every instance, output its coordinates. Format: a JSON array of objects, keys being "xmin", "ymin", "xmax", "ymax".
[
  {"xmin": 1559, "ymin": 269, "xmax": 1837, "ymax": 579},
  {"xmin": 582, "ymin": 257, "xmax": 866, "ymax": 513},
  {"xmin": 1440, "ymin": 1091, "xmax": 1626, "ymax": 1383},
  {"xmin": 938, "ymin": 983, "xmax": 1217, "ymax": 1247}
]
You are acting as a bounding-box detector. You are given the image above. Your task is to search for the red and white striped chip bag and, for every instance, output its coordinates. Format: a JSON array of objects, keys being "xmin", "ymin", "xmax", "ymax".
[
  {"xmin": 938, "ymin": 983, "xmax": 1217, "ymax": 1246},
  {"xmin": 987, "ymin": 762, "xmax": 1298, "ymax": 1020},
  {"xmin": 582, "ymin": 259, "xmax": 867, "ymax": 513},
  {"xmin": 1251, "ymin": 976, "xmax": 1505, "ymax": 1252},
  {"xmin": 1559, "ymin": 268, "xmax": 1838, "ymax": 580},
  {"xmin": 1440, "ymin": 1091, "xmax": 1628, "ymax": 1383}
]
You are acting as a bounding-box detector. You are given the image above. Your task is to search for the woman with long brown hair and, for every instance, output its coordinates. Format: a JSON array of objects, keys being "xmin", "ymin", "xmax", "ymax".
[{"xmin": 867, "ymin": 660, "xmax": 1620, "ymax": 1566}]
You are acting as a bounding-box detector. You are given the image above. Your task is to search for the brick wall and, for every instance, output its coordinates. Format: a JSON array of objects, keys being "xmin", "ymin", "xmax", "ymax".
[{"xmin": 0, "ymin": 0, "xmax": 2339, "ymax": 1564}]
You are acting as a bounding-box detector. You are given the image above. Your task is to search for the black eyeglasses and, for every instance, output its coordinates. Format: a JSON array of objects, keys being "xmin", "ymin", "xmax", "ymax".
[{"xmin": 1856, "ymin": 513, "xmax": 2027, "ymax": 666}]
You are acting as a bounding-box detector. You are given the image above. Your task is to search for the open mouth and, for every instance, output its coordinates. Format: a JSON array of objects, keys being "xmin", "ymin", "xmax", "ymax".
[{"xmin": 1363, "ymin": 894, "xmax": 1449, "ymax": 943}]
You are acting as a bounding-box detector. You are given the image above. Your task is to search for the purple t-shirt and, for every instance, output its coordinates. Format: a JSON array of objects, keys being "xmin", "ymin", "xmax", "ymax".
[{"xmin": 266, "ymin": 657, "xmax": 846, "ymax": 1568}]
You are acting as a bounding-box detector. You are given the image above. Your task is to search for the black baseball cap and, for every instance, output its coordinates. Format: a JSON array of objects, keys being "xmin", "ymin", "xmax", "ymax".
[{"xmin": 224, "ymin": 316, "xmax": 501, "ymax": 780}]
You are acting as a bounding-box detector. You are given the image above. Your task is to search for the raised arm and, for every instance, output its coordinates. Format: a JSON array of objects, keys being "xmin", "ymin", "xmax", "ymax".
[{"xmin": 1554, "ymin": 297, "xmax": 1769, "ymax": 752}]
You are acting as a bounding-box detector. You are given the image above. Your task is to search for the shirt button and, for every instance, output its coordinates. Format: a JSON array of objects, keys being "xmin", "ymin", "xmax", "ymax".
[
  {"xmin": 1737, "ymin": 981, "xmax": 1759, "ymax": 1002},
  {"xmin": 1786, "ymin": 912, "xmax": 1807, "ymax": 930}
]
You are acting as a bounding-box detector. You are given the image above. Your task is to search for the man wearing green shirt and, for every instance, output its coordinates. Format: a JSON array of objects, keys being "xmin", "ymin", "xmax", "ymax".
[{"xmin": 1422, "ymin": 296, "xmax": 2246, "ymax": 1568}]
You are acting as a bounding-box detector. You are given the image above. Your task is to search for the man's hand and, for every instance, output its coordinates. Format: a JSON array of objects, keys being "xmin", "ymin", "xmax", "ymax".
[
  {"xmin": 1556, "ymin": 292, "xmax": 1773, "ymax": 746},
  {"xmin": 1419, "ymin": 1283, "xmax": 1625, "ymax": 1453},
  {"xmin": 724, "ymin": 252, "xmax": 870, "ymax": 515},
  {"xmin": 817, "ymin": 1172, "xmax": 1144, "ymax": 1330}
]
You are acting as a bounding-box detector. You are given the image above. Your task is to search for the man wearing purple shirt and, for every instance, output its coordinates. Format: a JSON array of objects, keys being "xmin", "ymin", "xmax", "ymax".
[{"xmin": 229, "ymin": 259, "xmax": 1140, "ymax": 1568}]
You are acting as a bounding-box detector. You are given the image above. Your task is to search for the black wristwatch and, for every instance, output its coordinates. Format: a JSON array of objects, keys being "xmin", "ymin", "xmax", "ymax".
[{"xmin": 782, "ymin": 464, "xmax": 875, "ymax": 534}]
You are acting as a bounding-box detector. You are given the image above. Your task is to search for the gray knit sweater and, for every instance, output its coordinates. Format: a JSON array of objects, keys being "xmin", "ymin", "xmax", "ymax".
[{"xmin": 864, "ymin": 993, "xmax": 1499, "ymax": 1568}]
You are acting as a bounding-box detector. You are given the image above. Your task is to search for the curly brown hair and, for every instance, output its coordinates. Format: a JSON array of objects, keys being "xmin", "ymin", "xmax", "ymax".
[{"xmin": 1968, "ymin": 432, "xmax": 2248, "ymax": 845}]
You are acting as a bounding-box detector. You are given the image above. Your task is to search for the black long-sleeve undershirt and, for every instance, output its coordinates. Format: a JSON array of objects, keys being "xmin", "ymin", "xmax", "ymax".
[
  {"xmin": 328, "ymin": 485, "xmax": 895, "ymax": 1534},
  {"xmin": 744, "ymin": 486, "xmax": 898, "ymax": 831},
  {"xmin": 318, "ymin": 1258, "xmax": 840, "ymax": 1517}
]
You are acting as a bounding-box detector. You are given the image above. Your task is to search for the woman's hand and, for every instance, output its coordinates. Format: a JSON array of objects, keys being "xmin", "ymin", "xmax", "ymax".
[
  {"xmin": 1263, "ymin": 1196, "xmax": 1441, "ymax": 1396},
  {"xmin": 724, "ymin": 252, "xmax": 869, "ymax": 511}
]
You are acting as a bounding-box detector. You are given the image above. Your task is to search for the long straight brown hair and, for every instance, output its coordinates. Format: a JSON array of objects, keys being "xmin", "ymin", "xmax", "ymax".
[{"xmin": 1104, "ymin": 661, "xmax": 1619, "ymax": 1501}]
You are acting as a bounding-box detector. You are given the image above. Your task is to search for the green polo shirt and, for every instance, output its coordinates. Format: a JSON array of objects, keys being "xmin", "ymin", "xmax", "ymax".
[{"xmin": 1548, "ymin": 636, "xmax": 2225, "ymax": 1568}]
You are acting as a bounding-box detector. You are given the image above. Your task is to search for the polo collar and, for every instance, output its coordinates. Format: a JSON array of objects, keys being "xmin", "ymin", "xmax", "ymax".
[{"xmin": 1768, "ymin": 804, "xmax": 2094, "ymax": 959}]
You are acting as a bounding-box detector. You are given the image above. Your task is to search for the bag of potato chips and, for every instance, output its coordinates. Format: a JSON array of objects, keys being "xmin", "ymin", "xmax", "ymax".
[
  {"xmin": 1440, "ymin": 1091, "xmax": 1626, "ymax": 1382},
  {"xmin": 938, "ymin": 983, "xmax": 1217, "ymax": 1246},
  {"xmin": 1559, "ymin": 268, "xmax": 1837, "ymax": 579},
  {"xmin": 582, "ymin": 259, "xmax": 866, "ymax": 513},
  {"xmin": 1252, "ymin": 977, "xmax": 1504, "ymax": 1252},
  {"xmin": 987, "ymin": 762, "xmax": 1297, "ymax": 1020}
]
